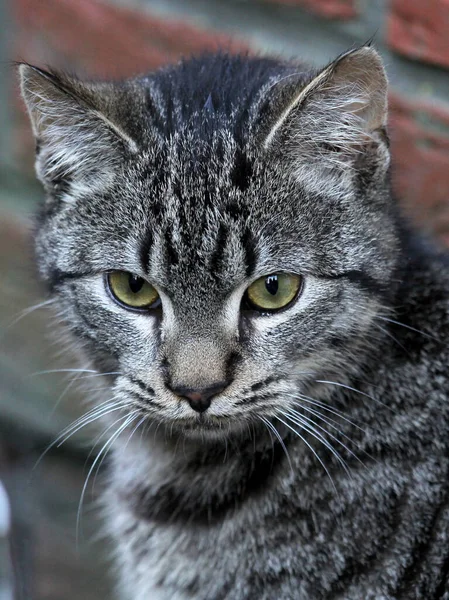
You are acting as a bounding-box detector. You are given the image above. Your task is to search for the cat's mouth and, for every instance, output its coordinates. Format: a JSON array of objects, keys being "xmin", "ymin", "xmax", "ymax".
[
  {"xmin": 181, "ymin": 414, "xmax": 228, "ymax": 429},
  {"xmin": 170, "ymin": 411, "xmax": 248, "ymax": 438}
]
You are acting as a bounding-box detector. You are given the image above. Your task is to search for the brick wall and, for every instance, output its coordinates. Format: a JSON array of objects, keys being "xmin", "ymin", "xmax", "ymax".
[
  {"xmin": 388, "ymin": 0, "xmax": 449, "ymax": 69},
  {"xmin": 8, "ymin": 0, "xmax": 449, "ymax": 244},
  {"xmin": 262, "ymin": 0, "xmax": 356, "ymax": 19}
]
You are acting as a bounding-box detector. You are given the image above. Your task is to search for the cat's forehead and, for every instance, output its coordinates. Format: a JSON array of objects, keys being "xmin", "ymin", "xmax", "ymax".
[
  {"xmin": 117, "ymin": 148, "xmax": 281, "ymax": 299},
  {"xmin": 140, "ymin": 181, "xmax": 260, "ymax": 297},
  {"xmin": 117, "ymin": 139, "xmax": 322, "ymax": 295}
]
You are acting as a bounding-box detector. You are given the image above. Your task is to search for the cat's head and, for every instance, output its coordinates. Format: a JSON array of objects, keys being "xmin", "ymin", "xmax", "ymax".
[{"xmin": 20, "ymin": 48, "xmax": 398, "ymax": 439}]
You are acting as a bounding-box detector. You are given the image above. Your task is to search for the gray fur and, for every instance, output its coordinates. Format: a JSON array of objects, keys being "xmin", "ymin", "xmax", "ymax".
[{"xmin": 20, "ymin": 48, "xmax": 449, "ymax": 599}]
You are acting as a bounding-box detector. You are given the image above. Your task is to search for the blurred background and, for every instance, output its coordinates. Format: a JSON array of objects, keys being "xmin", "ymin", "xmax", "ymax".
[{"xmin": 1, "ymin": 0, "xmax": 449, "ymax": 597}]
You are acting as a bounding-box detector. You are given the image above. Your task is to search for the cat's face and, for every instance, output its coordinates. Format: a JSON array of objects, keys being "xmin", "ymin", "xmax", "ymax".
[{"xmin": 20, "ymin": 48, "xmax": 398, "ymax": 438}]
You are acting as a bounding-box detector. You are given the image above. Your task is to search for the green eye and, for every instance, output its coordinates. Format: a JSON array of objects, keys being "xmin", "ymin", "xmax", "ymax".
[
  {"xmin": 107, "ymin": 271, "xmax": 160, "ymax": 310},
  {"xmin": 245, "ymin": 273, "xmax": 302, "ymax": 312}
]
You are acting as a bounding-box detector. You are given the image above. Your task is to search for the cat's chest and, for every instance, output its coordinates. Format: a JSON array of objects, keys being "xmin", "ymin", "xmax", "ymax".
[
  {"xmin": 108, "ymin": 442, "xmax": 449, "ymax": 600},
  {"xmin": 110, "ymin": 496, "xmax": 299, "ymax": 600},
  {"xmin": 108, "ymin": 470, "xmax": 344, "ymax": 600}
]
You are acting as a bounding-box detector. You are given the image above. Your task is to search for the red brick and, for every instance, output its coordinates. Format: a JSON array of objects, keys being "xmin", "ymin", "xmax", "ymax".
[
  {"xmin": 262, "ymin": 0, "xmax": 356, "ymax": 19},
  {"xmin": 387, "ymin": 0, "xmax": 449, "ymax": 69},
  {"xmin": 389, "ymin": 91, "xmax": 449, "ymax": 243},
  {"xmin": 13, "ymin": 0, "xmax": 248, "ymax": 78}
]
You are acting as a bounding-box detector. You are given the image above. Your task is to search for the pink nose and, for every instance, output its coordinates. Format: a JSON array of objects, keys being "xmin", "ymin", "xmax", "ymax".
[{"xmin": 170, "ymin": 382, "xmax": 228, "ymax": 413}]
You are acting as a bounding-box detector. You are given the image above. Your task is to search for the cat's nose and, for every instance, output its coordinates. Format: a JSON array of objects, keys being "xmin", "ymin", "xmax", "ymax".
[{"xmin": 169, "ymin": 382, "xmax": 229, "ymax": 413}]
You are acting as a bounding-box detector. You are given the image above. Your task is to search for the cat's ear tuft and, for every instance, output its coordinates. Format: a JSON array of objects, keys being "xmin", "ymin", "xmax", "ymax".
[
  {"xmin": 19, "ymin": 64, "xmax": 138, "ymax": 200},
  {"xmin": 263, "ymin": 47, "xmax": 389, "ymax": 195}
]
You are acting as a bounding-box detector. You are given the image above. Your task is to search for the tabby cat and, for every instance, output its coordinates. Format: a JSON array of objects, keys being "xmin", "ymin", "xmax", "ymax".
[{"xmin": 20, "ymin": 46, "xmax": 449, "ymax": 599}]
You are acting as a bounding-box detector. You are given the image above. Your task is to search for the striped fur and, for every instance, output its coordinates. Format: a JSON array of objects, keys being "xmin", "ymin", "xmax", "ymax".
[{"xmin": 20, "ymin": 48, "xmax": 449, "ymax": 599}]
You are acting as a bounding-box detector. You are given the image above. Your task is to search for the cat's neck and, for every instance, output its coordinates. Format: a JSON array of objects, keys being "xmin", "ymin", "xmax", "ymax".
[{"xmin": 111, "ymin": 420, "xmax": 294, "ymax": 525}]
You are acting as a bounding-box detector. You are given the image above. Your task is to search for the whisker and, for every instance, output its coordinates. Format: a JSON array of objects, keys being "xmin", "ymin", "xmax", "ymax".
[
  {"xmin": 123, "ymin": 416, "xmax": 147, "ymax": 451},
  {"xmin": 274, "ymin": 413, "xmax": 338, "ymax": 495},
  {"xmin": 34, "ymin": 398, "xmax": 129, "ymax": 468},
  {"xmin": 373, "ymin": 321, "xmax": 409, "ymax": 354},
  {"xmin": 91, "ymin": 412, "xmax": 143, "ymax": 489},
  {"xmin": 261, "ymin": 417, "xmax": 276, "ymax": 471},
  {"xmin": 49, "ymin": 371, "xmax": 83, "ymax": 416},
  {"xmin": 278, "ymin": 409, "xmax": 352, "ymax": 478},
  {"xmin": 315, "ymin": 379, "xmax": 394, "ymax": 412},
  {"xmin": 222, "ymin": 427, "xmax": 229, "ymax": 464},
  {"xmin": 57, "ymin": 395, "xmax": 127, "ymax": 432},
  {"xmin": 258, "ymin": 416, "xmax": 293, "ymax": 473},
  {"xmin": 288, "ymin": 401, "xmax": 369, "ymax": 450},
  {"xmin": 56, "ymin": 402, "xmax": 129, "ymax": 447},
  {"xmin": 284, "ymin": 408, "xmax": 368, "ymax": 469},
  {"xmin": 76, "ymin": 412, "xmax": 137, "ymax": 545},
  {"xmin": 80, "ymin": 385, "xmax": 118, "ymax": 394},
  {"xmin": 2, "ymin": 298, "xmax": 56, "ymax": 332},
  {"xmin": 286, "ymin": 393, "xmax": 366, "ymax": 432},
  {"xmin": 71, "ymin": 371, "xmax": 121, "ymax": 381},
  {"xmin": 27, "ymin": 368, "xmax": 98, "ymax": 378},
  {"xmin": 376, "ymin": 315, "xmax": 438, "ymax": 341},
  {"xmin": 86, "ymin": 412, "xmax": 129, "ymax": 465}
]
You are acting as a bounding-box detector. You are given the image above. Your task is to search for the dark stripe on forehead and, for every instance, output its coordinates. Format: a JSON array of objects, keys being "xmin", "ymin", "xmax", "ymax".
[
  {"xmin": 139, "ymin": 229, "xmax": 153, "ymax": 274},
  {"xmin": 241, "ymin": 226, "xmax": 258, "ymax": 278},
  {"xmin": 152, "ymin": 198, "xmax": 163, "ymax": 221},
  {"xmin": 164, "ymin": 226, "xmax": 180, "ymax": 267},
  {"xmin": 230, "ymin": 149, "xmax": 253, "ymax": 193},
  {"xmin": 210, "ymin": 222, "xmax": 228, "ymax": 277}
]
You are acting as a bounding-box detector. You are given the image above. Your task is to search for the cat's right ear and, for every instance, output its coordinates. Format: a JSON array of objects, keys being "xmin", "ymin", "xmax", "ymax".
[{"xmin": 19, "ymin": 64, "xmax": 139, "ymax": 201}]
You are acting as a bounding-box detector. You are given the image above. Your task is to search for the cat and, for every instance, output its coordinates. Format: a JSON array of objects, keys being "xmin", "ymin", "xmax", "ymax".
[{"xmin": 19, "ymin": 46, "xmax": 449, "ymax": 599}]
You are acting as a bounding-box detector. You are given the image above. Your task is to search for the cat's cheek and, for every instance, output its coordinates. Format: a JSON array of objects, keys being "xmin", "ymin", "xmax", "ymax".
[{"xmin": 66, "ymin": 277, "xmax": 156, "ymax": 362}]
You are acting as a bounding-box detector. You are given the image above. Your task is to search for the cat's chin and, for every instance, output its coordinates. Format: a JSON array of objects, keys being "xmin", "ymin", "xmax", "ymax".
[{"xmin": 164, "ymin": 413, "xmax": 251, "ymax": 441}]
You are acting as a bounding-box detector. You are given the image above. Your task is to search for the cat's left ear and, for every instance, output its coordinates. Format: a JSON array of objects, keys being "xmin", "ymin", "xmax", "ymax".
[{"xmin": 263, "ymin": 46, "xmax": 389, "ymax": 195}]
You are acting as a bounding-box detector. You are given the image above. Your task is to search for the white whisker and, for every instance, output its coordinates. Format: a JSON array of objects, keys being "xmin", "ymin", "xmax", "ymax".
[
  {"xmin": 376, "ymin": 315, "xmax": 438, "ymax": 341},
  {"xmin": 373, "ymin": 321, "xmax": 408, "ymax": 354},
  {"xmin": 49, "ymin": 371, "xmax": 83, "ymax": 416},
  {"xmin": 72, "ymin": 371, "xmax": 121, "ymax": 381},
  {"xmin": 123, "ymin": 416, "xmax": 147, "ymax": 451},
  {"xmin": 34, "ymin": 397, "xmax": 130, "ymax": 468},
  {"xmin": 289, "ymin": 401, "xmax": 367, "ymax": 447},
  {"xmin": 286, "ymin": 393, "xmax": 366, "ymax": 432},
  {"xmin": 27, "ymin": 368, "xmax": 98, "ymax": 378},
  {"xmin": 76, "ymin": 412, "xmax": 138, "ymax": 545},
  {"xmin": 2, "ymin": 298, "xmax": 56, "ymax": 332},
  {"xmin": 258, "ymin": 416, "xmax": 293, "ymax": 473},
  {"xmin": 274, "ymin": 413, "xmax": 338, "ymax": 495},
  {"xmin": 278, "ymin": 409, "xmax": 352, "ymax": 478},
  {"xmin": 315, "ymin": 379, "xmax": 394, "ymax": 412},
  {"xmin": 56, "ymin": 403, "xmax": 129, "ymax": 447},
  {"xmin": 91, "ymin": 412, "xmax": 144, "ymax": 489},
  {"xmin": 284, "ymin": 407, "xmax": 368, "ymax": 469}
]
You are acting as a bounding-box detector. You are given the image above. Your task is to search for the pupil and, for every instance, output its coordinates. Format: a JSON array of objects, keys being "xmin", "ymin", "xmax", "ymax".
[
  {"xmin": 128, "ymin": 274, "xmax": 144, "ymax": 294},
  {"xmin": 265, "ymin": 275, "xmax": 278, "ymax": 296}
]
